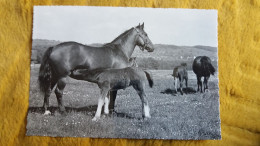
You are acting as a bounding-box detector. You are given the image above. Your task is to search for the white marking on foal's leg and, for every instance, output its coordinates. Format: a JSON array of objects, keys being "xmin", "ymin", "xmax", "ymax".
[
  {"xmin": 44, "ymin": 110, "xmax": 51, "ymax": 115},
  {"xmin": 144, "ymin": 104, "xmax": 151, "ymax": 118},
  {"xmin": 92, "ymin": 98, "xmax": 104, "ymax": 121},
  {"xmin": 104, "ymin": 96, "xmax": 109, "ymax": 115}
]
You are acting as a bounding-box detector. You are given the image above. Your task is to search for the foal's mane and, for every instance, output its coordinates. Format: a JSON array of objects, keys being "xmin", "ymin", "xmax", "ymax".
[{"xmin": 104, "ymin": 27, "xmax": 134, "ymax": 47}]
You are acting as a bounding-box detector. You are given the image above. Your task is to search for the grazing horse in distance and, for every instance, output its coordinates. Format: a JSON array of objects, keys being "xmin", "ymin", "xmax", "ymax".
[
  {"xmin": 192, "ymin": 56, "xmax": 215, "ymax": 93},
  {"xmin": 70, "ymin": 67, "xmax": 153, "ymax": 121},
  {"xmin": 38, "ymin": 23, "xmax": 155, "ymax": 115},
  {"xmin": 172, "ymin": 63, "xmax": 188, "ymax": 95}
]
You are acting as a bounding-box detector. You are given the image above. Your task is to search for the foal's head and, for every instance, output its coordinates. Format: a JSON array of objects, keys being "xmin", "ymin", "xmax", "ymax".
[{"xmin": 129, "ymin": 57, "xmax": 138, "ymax": 67}]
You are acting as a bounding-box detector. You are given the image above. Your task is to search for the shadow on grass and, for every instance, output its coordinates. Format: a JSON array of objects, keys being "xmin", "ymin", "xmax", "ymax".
[
  {"xmin": 160, "ymin": 87, "xmax": 197, "ymax": 95},
  {"xmin": 114, "ymin": 112, "xmax": 142, "ymax": 120},
  {"xmin": 28, "ymin": 105, "xmax": 98, "ymax": 114},
  {"xmin": 28, "ymin": 106, "xmax": 141, "ymax": 120}
]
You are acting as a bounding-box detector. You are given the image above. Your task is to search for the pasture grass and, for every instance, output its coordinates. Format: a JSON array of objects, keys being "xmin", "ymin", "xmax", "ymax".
[{"xmin": 27, "ymin": 67, "xmax": 221, "ymax": 139}]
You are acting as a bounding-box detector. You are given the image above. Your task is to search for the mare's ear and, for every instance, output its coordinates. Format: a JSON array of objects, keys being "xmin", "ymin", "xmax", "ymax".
[
  {"xmin": 141, "ymin": 23, "xmax": 144, "ymax": 29},
  {"xmin": 136, "ymin": 23, "xmax": 141, "ymax": 29}
]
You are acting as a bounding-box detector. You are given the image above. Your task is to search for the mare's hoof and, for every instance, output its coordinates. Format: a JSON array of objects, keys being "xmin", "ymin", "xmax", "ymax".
[{"xmin": 44, "ymin": 110, "xmax": 51, "ymax": 115}]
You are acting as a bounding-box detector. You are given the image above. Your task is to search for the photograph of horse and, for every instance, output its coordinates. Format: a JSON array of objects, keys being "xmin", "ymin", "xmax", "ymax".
[
  {"xmin": 38, "ymin": 23, "xmax": 154, "ymax": 115},
  {"xmin": 27, "ymin": 6, "xmax": 220, "ymax": 140}
]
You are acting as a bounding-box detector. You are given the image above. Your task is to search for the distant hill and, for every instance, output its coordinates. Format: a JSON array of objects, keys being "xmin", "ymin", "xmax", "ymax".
[{"xmin": 31, "ymin": 39, "xmax": 218, "ymax": 70}]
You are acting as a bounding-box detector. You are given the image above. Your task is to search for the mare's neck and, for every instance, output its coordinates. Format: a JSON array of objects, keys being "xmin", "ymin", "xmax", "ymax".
[{"xmin": 114, "ymin": 29, "xmax": 137, "ymax": 58}]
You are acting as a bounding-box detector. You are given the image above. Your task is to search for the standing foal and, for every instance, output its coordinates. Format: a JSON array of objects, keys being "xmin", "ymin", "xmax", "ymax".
[
  {"xmin": 70, "ymin": 67, "xmax": 153, "ymax": 121},
  {"xmin": 172, "ymin": 63, "xmax": 188, "ymax": 95}
]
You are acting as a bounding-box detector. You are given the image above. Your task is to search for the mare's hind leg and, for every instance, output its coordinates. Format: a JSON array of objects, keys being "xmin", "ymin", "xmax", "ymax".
[
  {"xmin": 43, "ymin": 89, "xmax": 51, "ymax": 115},
  {"xmin": 203, "ymin": 76, "xmax": 209, "ymax": 92},
  {"xmin": 133, "ymin": 82, "xmax": 151, "ymax": 119},
  {"xmin": 55, "ymin": 77, "xmax": 67, "ymax": 114},
  {"xmin": 109, "ymin": 90, "xmax": 117, "ymax": 113},
  {"xmin": 196, "ymin": 75, "xmax": 202, "ymax": 93},
  {"xmin": 43, "ymin": 81, "xmax": 57, "ymax": 115}
]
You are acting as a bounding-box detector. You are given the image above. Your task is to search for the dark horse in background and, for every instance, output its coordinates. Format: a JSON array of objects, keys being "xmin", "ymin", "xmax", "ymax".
[
  {"xmin": 192, "ymin": 56, "xmax": 215, "ymax": 93},
  {"xmin": 172, "ymin": 63, "xmax": 188, "ymax": 95},
  {"xmin": 38, "ymin": 23, "xmax": 155, "ymax": 115}
]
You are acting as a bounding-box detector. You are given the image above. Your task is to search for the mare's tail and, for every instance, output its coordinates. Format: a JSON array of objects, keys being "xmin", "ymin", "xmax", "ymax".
[
  {"xmin": 208, "ymin": 63, "xmax": 216, "ymax": 75},
  {"xmin": 201, "ymin": 57, "xmax": 216, "ymax": 76},
  {"xmin": 144, "ymin": 71, "xmax": 153, "ymax": 88},
  {"xmin": 38, "ymin": 47, "xmax": 54, "ymax": 93}
]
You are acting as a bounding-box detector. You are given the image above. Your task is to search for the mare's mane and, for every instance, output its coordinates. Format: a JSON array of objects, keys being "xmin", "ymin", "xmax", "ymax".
[{"xmin": 104, "ymin": 27, "xmax": 134, "ymax": 47}]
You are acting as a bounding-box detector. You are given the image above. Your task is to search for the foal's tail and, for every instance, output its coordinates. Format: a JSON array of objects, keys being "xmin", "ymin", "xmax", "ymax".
[
  {"xmin": 144, "ymin": 71, "xmax": 153, "ymax": 88},
  {"xmin": 38, "ymin": 47, "xmax": 54, "ymax": 93}
]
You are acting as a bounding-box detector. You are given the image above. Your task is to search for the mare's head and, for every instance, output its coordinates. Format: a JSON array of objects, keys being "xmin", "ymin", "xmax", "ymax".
[{"xmin": 134, "ymin": 23, "xmax": 154, "ymax": 52}]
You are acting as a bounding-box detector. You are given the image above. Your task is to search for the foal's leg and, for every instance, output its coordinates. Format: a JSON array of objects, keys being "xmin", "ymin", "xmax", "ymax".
[
  {"xmin": 185, "ymin": 77, "xmax": 188, "ymax": 88},
  {"xmin": 93, "ymin": 85, "xmax": 109, "ymax": 121},
  {"xmin": 133, "ymin": 83, "xmax": 151, "ymax": 119},
  {"xmin": 104, "ymin": 94, "xmax": 110, "ymax": 115},
  {"xmin": 54, "ymin": 77, "xmax": 67, "ymax": 114},
  {"xmin": 174, "ymin": 77, "xmax": 178, "ymax": 92},
  {"xmin": 179, "ymin": 75, "xmax": 184, "ymax": 95}
]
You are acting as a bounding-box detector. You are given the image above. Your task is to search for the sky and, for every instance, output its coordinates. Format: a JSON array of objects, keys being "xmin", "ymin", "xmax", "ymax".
[{"xmin": 33, "ymin": 6, "xmax": 218, "ymax": 47}]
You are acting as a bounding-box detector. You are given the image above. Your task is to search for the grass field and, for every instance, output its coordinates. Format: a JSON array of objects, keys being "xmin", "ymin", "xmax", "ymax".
[{"xmin": 26, "ymin": 65, "xmax": 221, "ymax": 139}]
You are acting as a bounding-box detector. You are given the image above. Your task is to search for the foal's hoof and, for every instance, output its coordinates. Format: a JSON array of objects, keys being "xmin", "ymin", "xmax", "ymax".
[
  {"xmin": 44, "ymin": 110, "xmax": 51, "ymax": 115},
  {"xmin": 92, "ymin": 117, "xmax": 100, "ymax": 122},
  {"xmin": 143, "ymin": 116, "xmax": 151, "ymax": 121}
]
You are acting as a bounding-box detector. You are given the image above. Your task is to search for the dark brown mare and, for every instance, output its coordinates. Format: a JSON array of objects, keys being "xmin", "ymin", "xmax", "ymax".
[
  {"xmin": 70, "ymin": 67, "xmax": 153, "ymax": 121},
  {"xmin": 172, "ymin": 63, "xmax": 188, "ymax": 95},
  {"xmin": 38, "ymin": 23, "xmax": 154, "ymax": 115},
  {"xmin": 192, "ymin": 56, "xmax": 215, "ymax": 93}
]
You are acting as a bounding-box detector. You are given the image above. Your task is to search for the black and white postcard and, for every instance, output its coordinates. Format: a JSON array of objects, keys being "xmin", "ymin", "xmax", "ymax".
[{"xmin": 27, "ymin": 6, "xmax": 221, "ymax": 140}]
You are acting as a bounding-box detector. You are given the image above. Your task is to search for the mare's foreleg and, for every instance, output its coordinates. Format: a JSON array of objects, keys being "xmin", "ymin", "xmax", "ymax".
[
  {"xmin": 55, "ymin": 78, "xmax": 67, "ymax": 114},
  {"xmin": 109, "ymin": 90, "xmax": 117, "ymax": 112}
]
